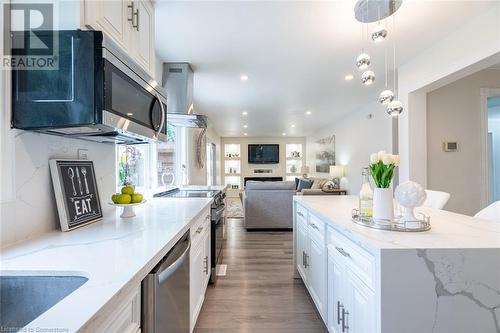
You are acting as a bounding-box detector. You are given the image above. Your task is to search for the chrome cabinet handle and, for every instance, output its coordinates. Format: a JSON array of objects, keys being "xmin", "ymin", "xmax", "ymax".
[
  {"xmin": 309, "ymin": 222, "xmax": 319, "ymax": 231},
  {"xmin": 206, "ymin": 214, "xmax": 211, "ymax": 221},
  {"xmin": 135, "ymin": 7, "xmax": 140, "ymax": 31},
  {"xmin": 128, "ymin": 2, "xmax": 139, "ymax": 29},
  {"xmin": 196, "ymin": 226, "xmax": 203, "ymax": 234},
  {"xmin": 203, "ymin": 256, "xmax": 208, "ymax": 274},
  {"xmin": 335, "ymin": 246, "xmax": 351, "ymax": 258},
  {"xmin": 304, "ymin": 252, "xmax": 309, "ymax": 268},
  {"xmin": 341, "ymin": 308, "xmax": 349, "ymax": 332},
  {"xmin": 297, "ymin": 211, "xmax": 304, "ymax": 217},
  {"xmin": 337, "ymin": 301, "xmax": 343, "ymax": 325}
]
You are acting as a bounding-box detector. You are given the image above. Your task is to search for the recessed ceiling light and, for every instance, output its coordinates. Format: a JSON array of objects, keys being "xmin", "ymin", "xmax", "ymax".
[
  {"xmin": 240, "ymin": 74, "xmax": 249, "ymax": 81},
  {"xmin": 244, "ymin": 133, "xmax": 248, "ymax": 136},
  {"xmin": 243, "ymin": 125, "xmax": 248, "ymax": 128},
  {"xmin": 306, "ymin": 111, "xmax": 312, "ymax": 115},
  {"xmin": 282, "ymin": 132, "xmax": 287, "ymax": 136},
  {"xmin": 126, "ymin": 112, "xmax": 133, "ymax": 116},
  {"xmin": 345, "ymin": 74, "xmax": 354, "ymax": 81},
  {"xmin": 291, "ymin": 124, "xmax": 296, "ymax": 128},
  {"xmin": 242, "ymin": 111, "xmax": 248, "ymax": 116}
]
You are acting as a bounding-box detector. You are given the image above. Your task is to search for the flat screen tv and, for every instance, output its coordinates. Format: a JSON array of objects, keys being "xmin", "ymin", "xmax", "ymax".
[{"xmin": 248, "ymin": 144, "xmax": 279, "ymax": 164}]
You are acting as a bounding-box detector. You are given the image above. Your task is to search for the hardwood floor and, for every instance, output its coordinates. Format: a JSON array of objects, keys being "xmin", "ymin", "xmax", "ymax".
[{"xmin": 194, "ymin": 218, "xmax": 327, "ymax": 333}]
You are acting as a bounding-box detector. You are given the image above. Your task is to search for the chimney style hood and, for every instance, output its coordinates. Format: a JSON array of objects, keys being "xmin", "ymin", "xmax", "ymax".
[{"xmin": 163, "ymin": 63, "xmax": 207, "ymax": 128}]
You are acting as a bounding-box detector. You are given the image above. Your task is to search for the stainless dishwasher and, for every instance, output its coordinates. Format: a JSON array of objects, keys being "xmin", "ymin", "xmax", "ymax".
[{"xmin": 142, "ymin": 231, "xmax": 190, "ymax": 333}]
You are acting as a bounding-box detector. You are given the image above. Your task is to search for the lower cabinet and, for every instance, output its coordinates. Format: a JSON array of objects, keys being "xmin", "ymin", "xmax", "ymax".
[
  {"xmin": 295, "ymin": 203, "xmax": 377, "ymax": 333},
  {"xmin": 92, "ymin": 285, "xmax": 141, "ymax": 333},
  {"xmin": 190, "ymin": 210, "xmax": 211, "ymax": 332}
]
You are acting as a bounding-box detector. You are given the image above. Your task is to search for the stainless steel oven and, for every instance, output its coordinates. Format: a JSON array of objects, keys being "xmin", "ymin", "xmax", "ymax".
[{"xmin": 11, "ymin": 30, "xmax": 167, "ymax": 144}]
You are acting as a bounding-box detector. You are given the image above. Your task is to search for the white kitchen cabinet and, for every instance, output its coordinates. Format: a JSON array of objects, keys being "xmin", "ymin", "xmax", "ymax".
[
  {"xmin": 129, "ymin": 0, "xmax": 155, "ymax": 76},
  {"xmin": 83, "ymin": 0, "xmax": 155, "ymax": 77},
  {"xmin": 294, "ymin": 203, "xmax": 377, "ymax": 333},
  {"xmin": 92, "ymin": 285, "xmax": 141, "ymax": 333},
  {"xmin": 308, "ymin": 236, "xmax": 326, "ymax": 320},
  {"xmin": 83, "ymin": 0, "xmax": 130, "ymax": 49},
  {"xmin": 326, "ymin": 240, "xmax": 375, "ymax": 333},
  {"xmin": 296, "ymin": 213, "xmax": 309, "ymax": 281},
  {"xmin": 189, "ymin": 210, "xmax": 211, "ymax": 332}
]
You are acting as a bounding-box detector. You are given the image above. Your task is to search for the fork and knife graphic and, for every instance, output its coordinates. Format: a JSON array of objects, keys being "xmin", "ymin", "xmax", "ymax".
[{"xmin": 68, "ymin": 167, "xmax": 90, "ymax": 196}]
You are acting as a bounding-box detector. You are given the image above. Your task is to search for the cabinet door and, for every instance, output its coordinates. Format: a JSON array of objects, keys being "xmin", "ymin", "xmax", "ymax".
[
  {"xmin": 84, "ymin": 0, "xmax": 130, "ymax": 49},
  {"xmin": 190, "ymin": 242, "xmax": 204, "ymax": 331},
  {"xmin": 327, "ymin": 247, "xmax": 344, "ymax": 333},
  {"xmin": 296, "ymin": 217, "xmax": 309, "ymax": 281},
  {"xmin": 202, "ymin": 224, "xmax": 211, "ymax": 288},
  {"xmin": 130, "ymin": 0, "xmax": 155, "ymax": 76},
  {"xmin": 344, "ymin": 269, "xmax": 376, "ymax": 333},
  {"xmin": 309, "ymin": 238, "xmax": 327, "ymax": 320}
]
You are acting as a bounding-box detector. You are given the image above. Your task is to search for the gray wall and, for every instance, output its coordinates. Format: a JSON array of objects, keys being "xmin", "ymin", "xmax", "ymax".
[{"xmin": 426, "ymin": 68, "xmax": 500, "ymax": 215}]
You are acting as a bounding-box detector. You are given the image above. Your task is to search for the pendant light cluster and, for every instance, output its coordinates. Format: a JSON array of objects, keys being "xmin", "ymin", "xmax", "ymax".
[{"xmin": 354, "ymin": 0, "xmax": 403, "ymax": 117}]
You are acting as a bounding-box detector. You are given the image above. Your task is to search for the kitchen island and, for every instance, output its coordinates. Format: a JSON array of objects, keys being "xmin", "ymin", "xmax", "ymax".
[
  {"xmin": 0, "ymin": 196, "xmax": 213, "ymax": 332},
  {"xmin": 293, "ymin": 195, "xmax": 500, "ymax": 333}
]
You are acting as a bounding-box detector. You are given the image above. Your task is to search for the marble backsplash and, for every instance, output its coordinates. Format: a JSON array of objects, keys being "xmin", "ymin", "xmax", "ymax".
[{"xmin": 0, "ymin": 131, "xmax": 116, "ymax": 248}]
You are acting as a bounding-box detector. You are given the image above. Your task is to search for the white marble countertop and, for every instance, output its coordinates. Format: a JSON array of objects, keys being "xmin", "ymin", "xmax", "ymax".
[
  {"xmin": 294, "ymin": 195, "xmax": 500, "ymax": 251},
  {"xmin": 0, "ymin": 196, "xmax": 213, "ymax": 332}
]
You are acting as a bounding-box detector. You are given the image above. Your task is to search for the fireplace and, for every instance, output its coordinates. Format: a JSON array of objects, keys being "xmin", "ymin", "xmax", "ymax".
[{"xmin": 244, "ymin": 177, "xmax": 283, "ymax": 186}]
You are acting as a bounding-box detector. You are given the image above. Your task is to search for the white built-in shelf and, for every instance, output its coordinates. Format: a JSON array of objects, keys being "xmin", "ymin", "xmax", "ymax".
[
  {"xmin": 225, "ymin": 173, "xmax": 241, "ymax": 176},
  {"xmin": 286, "ymin": 157, "xmax": 302, "ymax": 161},
  {"xmin": 224, "ymin": 157, "xmax": 241, "ymax": 160}
]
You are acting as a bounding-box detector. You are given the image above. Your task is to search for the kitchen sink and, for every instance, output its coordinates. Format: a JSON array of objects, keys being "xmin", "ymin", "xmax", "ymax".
[{"xmin": 0, "ymin": 273, "xmax": 88, "ymax": 331}]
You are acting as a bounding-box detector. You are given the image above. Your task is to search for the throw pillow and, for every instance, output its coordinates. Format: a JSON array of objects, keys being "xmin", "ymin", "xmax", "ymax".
[
  {"xmin": 311, "ymin": 178, "xmax": 329, "ymax": 190},
  {"xmin": 321, "ymin": 180, "xmax": 336, "ymax": 192},
  {"xmin": 297, "ymin": 178, "xmax": 313, "ymax": 192}
]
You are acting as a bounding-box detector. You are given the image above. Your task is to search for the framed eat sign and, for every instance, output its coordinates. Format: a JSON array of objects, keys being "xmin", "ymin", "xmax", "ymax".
[{"xmin": 49, "ymin": 159, "xmax": 103, "ymax": 231}]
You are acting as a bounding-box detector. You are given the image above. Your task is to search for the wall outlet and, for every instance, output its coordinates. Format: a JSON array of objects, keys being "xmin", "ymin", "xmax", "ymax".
[{"xmin": 77, "ymin": 149, "xmax": 89, "ymax": 160}]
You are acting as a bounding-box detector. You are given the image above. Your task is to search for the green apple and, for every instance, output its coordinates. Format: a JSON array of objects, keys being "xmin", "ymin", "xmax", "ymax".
[
  {"xmin": 121, "ymin": 185, "xmax": 134, "ymax": 195},
  {"xmin": 115, "ymin": 194, "xmax": 132, "ymax": 204},
  {"xmin": 131, "ymin": 193, "xmax": 143, "ymax": 203},
  {"xmin": 111, "ymin": 193, "xmax": 121, "ymax": 204}
]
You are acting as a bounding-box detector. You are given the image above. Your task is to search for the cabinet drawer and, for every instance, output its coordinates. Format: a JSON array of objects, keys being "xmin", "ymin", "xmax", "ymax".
[
  {"xmin": 95, "ymin": 285, "xmax": 141, "ymax": 333},
  {"xmin": 328, "ymin": 228, "xmax": 375, "ymax": 289},
  {"xmin": 296, "ymin": 204, "xmax": 308, "ymax": 221},
  {"xmin": 308, "ymin": 213, "xmax": 325, "ymax": 244},
  {"xmin": 190, "ymin": 208, "xmax": 210, "ymax": 246}
]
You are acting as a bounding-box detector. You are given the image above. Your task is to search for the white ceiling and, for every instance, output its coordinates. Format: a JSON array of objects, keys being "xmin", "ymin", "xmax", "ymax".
[{"xmin": 155, "ymin": 1, "xmax": 496, "ymax": 137}]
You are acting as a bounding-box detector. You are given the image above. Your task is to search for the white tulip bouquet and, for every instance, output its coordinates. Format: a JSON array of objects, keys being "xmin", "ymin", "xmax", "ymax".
[{"xmin": 369, "ymin": 151, "xmax": 400, "ymax": 188}]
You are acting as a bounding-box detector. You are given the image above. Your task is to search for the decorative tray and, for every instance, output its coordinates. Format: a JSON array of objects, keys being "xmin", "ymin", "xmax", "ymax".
[{"xmin": 351, "ymin": 209, "xmax": 431, "ymax": 232}]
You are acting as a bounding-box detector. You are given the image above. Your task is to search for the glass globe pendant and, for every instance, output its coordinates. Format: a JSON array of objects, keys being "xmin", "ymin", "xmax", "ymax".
[
  {"xmin": 356, "ymin": 53, "xmax": 371, "ymax": 70},
  {"xmin": 361, "ymin": 70, "xmax": 375, "ymax": 85},
  {"xmin": 371, "ymin": 26, "xmax": 388, "ymax": 42},
  {"xmin": 386, "ymin": 100, "xmax": 403, "ymax": 116},
  {"xmin": 379, "ymin": 89, "xmax": 394, "ymax": 104}
]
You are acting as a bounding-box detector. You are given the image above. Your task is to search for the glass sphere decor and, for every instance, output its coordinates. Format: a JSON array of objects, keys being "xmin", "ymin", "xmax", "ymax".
[
  {"xmin": 386, "ymin": 100, "xmax": 403, "ymax": 116},
  {"xmin": 371, "ymin": 26, "xmax": 388, "ymax": 42},
  {"xmin": 379, "ymin": 89, "xmax": 394, "ymax": 105},
  {"xmin": 361, "ymin": 70, "xmax": 375, "ymax": 85},
  {"xmin": 395, "ymin": 181, "xmax": 427, "ymax": 223},
  {"xmin": 356, "ymin": 53, "xmax": 371, "ymax": 70}
]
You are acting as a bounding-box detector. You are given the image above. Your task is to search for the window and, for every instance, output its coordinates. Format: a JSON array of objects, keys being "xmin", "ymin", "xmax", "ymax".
[
  {"xmin": 117, "ymin": 145, "xmax": 148, "ymax": 188},
  {"xmin": 156, "ymin": 123, "xmax": 178, "ymax": 186},
  {"xmin": 116, "ymin": 123, "xmax": 186, "ymax": 189}
]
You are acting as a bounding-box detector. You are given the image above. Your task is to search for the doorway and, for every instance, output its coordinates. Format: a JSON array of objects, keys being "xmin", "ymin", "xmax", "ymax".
[
  {"xmin": 487, "ymin": 95, "xmax": 500, "ymax": 203},
  {"xmin": 206, "ymin": 142, "xmax": 217, "ymax": 186}
]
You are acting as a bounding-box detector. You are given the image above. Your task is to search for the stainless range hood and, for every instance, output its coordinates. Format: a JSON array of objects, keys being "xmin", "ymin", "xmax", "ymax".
[{"xmin": 163, "ymin": 63, "xmax": 207, "ymax": 128}]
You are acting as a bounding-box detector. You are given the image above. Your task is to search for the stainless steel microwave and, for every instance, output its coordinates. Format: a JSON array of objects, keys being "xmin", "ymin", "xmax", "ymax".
[{"xmin": 11, "ymin": 30, "xmax": 167, "ymax": 144}]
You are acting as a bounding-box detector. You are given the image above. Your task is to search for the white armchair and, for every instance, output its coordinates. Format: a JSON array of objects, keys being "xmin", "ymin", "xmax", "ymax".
[
  {"xmin": 422, "ymin": 190, "xmax": 450, "ymax": 209},
  {"xmin": 474, "ymin": 201, "xmax": 500, "ymax": 223}
]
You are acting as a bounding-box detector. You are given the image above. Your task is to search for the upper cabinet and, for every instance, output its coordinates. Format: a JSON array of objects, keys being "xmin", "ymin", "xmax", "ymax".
[{"xmin": 83, "ymin": 0, "xmax": 155, "ymax": 77}]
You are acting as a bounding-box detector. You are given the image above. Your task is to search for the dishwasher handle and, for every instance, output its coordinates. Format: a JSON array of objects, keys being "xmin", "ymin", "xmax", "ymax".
[{"xmin": 157, "ymin": 237, "xmax": 191, "ymax": 284}]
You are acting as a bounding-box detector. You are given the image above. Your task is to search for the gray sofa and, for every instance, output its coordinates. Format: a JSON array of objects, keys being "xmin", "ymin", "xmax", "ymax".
[{"xmin": 243, "ymin": 181, "xmax": 296, "ymax": 229}]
